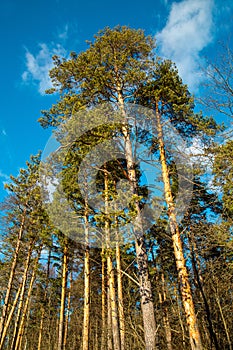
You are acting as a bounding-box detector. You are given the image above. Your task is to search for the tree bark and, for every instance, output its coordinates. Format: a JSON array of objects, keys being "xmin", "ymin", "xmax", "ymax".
[
  {"xmin": 188, "ymin": 231, "xmax": 219, "ymax": 350},
  {"xmin": 104, "ymin": 170, "xmax": 121, "ymax": 350},
  {"xmin": 116, "ymin": 241, "xmax": 125, "ymax": 350},
  {"xmin": 10, "ymin": 238, "xmax": 34, "ymax": 350},
  {"xmin": 158, "ymin": 273, "xmax": 172, "ymax": 350},
  {"xmin": 82, "ymin": 211, "xmax": 90, "ymax": 350},
  {"xmin": 101, "ymin": 249, "xmax": 107, "ymax": 350},
  {"xmin": 57, "ymin": 242, "xmax": 68, "ymax": 350},
  {"xmin": 156, "ymin": 109, "xmax": 203, "ymax": 350},
  {"xmin": 64, "ymin": 271, "xmax": 72, "ymax": 350},
  {"xmin": 15, "ymin": 246, "xmax": 42, "ymax": 350},
  {"xmin": 0, "ymin": 208, "xmax": 27, "ymax": 342},
  {"xmin": 37, "ymin": 249, "xmax": 51, "ymax": 350},
  {"xmin": 117, "ymin": 91, "xmax": 157, "ymax": 350}
]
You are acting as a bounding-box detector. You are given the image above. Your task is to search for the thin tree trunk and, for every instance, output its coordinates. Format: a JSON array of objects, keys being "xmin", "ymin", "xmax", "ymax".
[
  {"xmin": 101, "ymin": 249, "xmax": 107, "ymax": 350},
  {"xmin": 37, "ymin": 249, "xmax": 51, "ymax": 350},
  {"xmin": 107, "ymin": 280, "xmax": 113, "ymax": 350},
  {"xmin": 104, "ymin": 169, "xmax": 121, "ymax": 350},
  {"xmin": 216, "ymin": 293, "xmax": 232, "ymax": 350},
  {"xmin": 15, "ymin": 246, "xmax": 42, "ymax": 350},
  {"xmin": 82, "ymin": 212, "xmax": 90, "ymax": 350},
  {"xmin": 188, "ymin": 231, "xmax": 219, "ymax": 350},
  {"xmin": 0, "ymin": 208, "xmax": 27, "ymax": 342},
  {"xmin": 0, "ymin": 284, "xmax": 22, "ymax": 349},
  {"xmin": 117, "ymin": 91, "xmax": 157, "ymax": 350},
  {"xmin": 64, "ymin": 271, "xmax": 72, "ymax": 350},
  {"xmin": 158, "ymin": 273, "xmax": 172, "ymax": 350},
  {"xmin": 57, "ymin": 243, "xmax": 68, "ymax": 350},
  {"xmin": 10, "ymin": 238, "xmax": 34, "ymax": 350},
  {"xmin": 116, "ymin": 242, "xmax": 125, "ymax": 350},
  {"xmin": 156, "ymin": 109, "xmax": 202, "ymax": 350}
]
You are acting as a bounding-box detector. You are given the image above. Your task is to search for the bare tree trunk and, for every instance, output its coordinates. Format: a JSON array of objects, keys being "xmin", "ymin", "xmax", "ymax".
[
  {"xmin": 117, "ymin": 92, "xmax": 157, "ymax": 350},
  {"xmin": 10, "ymin": 239, "xmax": 34, "ymax": 350},
  {"xmin": 0, "ymin": 284, "xmax": 22, "ymax": 349},
  {"xmin": 0, "ymin": 208, "xmax": 27, "ymax": 342},
  {"xmin": 82, "ymin": 210, "xmax": 90, "ymax": 350},
  {"xmin": 116, "ymin": 242, "xmax": 125, "ymax": 350},
  {"xmin": 104, "ymin": 170, "xmax": 121, "ymax": 350},
  {"xmin": 216, "ymin": 293, "xmax": 232, "ymax": 350},
  {"xmin": 188, "ymin": 231, "xmax": 219, "ymax": 350},
  {"xmin": 15, "ymin": 246, "xmax": 42, "ymax": 350},
  {"xmin": 37, "ymin": 249, "xmax": 51, "ymax": 350},
  {"xmin": 57, "ymin": 243, "xmax": 68, "ymax": 350},
  {"xmin": 158, "ymin": 273, "xmax": 172, "ymax": 350},
  {"xmin": 156, "ymin": 109, "xmax": 202, "ymax": 350},
  {"xmin": 107, "ymin": 280, "xmax": 113, "ymax": 350},
  {"xmin": 101, "ymin": 249, "xmax": 107, "ymax": 350},
  {"xmin": 64, "ymin": 272, "xmax": 72, "ymax": 350}
]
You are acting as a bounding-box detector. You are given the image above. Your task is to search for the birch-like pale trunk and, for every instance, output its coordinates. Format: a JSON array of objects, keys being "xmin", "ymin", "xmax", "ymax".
[{"xmin": 156, "ymin": 108, "xmax": 203, "ymax": 350}]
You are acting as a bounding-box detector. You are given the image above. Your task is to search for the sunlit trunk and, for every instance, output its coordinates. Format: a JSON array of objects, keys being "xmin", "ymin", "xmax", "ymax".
[
  {"xmin": 156, "ymin": 108, "xmax": 202, "ymax": 350},
  {"xmin": 117, "ymin": 91, "xmax": 157, "ymax": 350}
]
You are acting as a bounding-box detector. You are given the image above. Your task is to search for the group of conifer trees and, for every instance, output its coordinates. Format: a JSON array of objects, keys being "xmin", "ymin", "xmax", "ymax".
[{"xmin": 0, "ymin": 27, "xmax": 232, "ymax": 350}]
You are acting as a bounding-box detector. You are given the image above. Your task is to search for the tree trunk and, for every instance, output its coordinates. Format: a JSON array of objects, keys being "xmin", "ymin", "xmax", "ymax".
[
  {"xmin": 37, "ymin": 249, "xmax": 51, "ymax": 350},
  {"xmin": 0, "ymin": 208, "xmax": 27, "ymax": 342},
  {"xmin": 57, "ymin": 243, "xmax": 68, "ymax": 350},
  {"xmin": 188, "ymin": 231, "xmax": 219, "ymax": 350},
  {"xmin": 104, "ymin": 170, "xmax": 121, "ymax": 350},
  {"xmin": 107, "ymin": 282, "xmax": 113, "ymax": 350},
  {"xmin": 15, "ymin": 246, "xmax": 42, "ymax": 350},
  {"xmin": 158, "ymin": 273, "xmax": 172, "ymax": 350},
  {"xmin": 116, "ymin": 241, "xmax": 125, "ymax": 350},
  {"xmin": 10, "ymin": 238, "xmax": 34, "ymax": 350},
  {"xmin": 82, "ymin": 211, "xmax": 90, "ymax": 350},
  {"xmin": 101, "ymin": 249, "xmax": 107, "ymax": 350},
  {"xmin": 64, "ymin": 272, "xmax": 72, "ymax": 350},
  {"xmin": 156, "ymin": 109, "xmax": 202, "ymax": 350},
  {"xmin": 117, "ymin": 91, "xmax": 157, "ymax": 350},
  {"xmin": 0, "ymin": 284, "xmax": 22, "ymax": 349}
]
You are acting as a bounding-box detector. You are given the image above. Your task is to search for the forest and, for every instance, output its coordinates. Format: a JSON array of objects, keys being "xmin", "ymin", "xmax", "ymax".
[{"xmin": 0, "ymin": 26, "xmax": 232, "ymax": 350}]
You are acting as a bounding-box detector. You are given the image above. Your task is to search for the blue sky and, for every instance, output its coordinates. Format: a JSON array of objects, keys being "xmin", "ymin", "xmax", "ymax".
[{"xmin": 0, "ymin": 0, "xmax": 232, "ymax": 201}]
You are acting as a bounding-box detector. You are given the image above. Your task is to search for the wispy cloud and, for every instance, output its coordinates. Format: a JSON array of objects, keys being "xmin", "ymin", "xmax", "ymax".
[
  {"xmin": 1, "ymin": 129, "xmax": 7, "ymax": 136},
  {"xmin": 156, "ymin": 0, "xmax": 214, "ymax": 91},
  {"xmin": 22, "ymin": 42, "xmax": 67, "ymax": 95},
  {"xmin": 0, "ymin": 170, "xmax": 10, "ymax": 181}
]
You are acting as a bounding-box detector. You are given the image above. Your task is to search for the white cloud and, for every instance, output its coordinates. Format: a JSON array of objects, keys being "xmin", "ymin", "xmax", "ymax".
[
  {"xmin": 22, "ymin": 43, "xmax": 67, "ymax": 95},
  {"xmin": 156, "ymin": 0, "xmax": 214, "ymax": 91}
]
